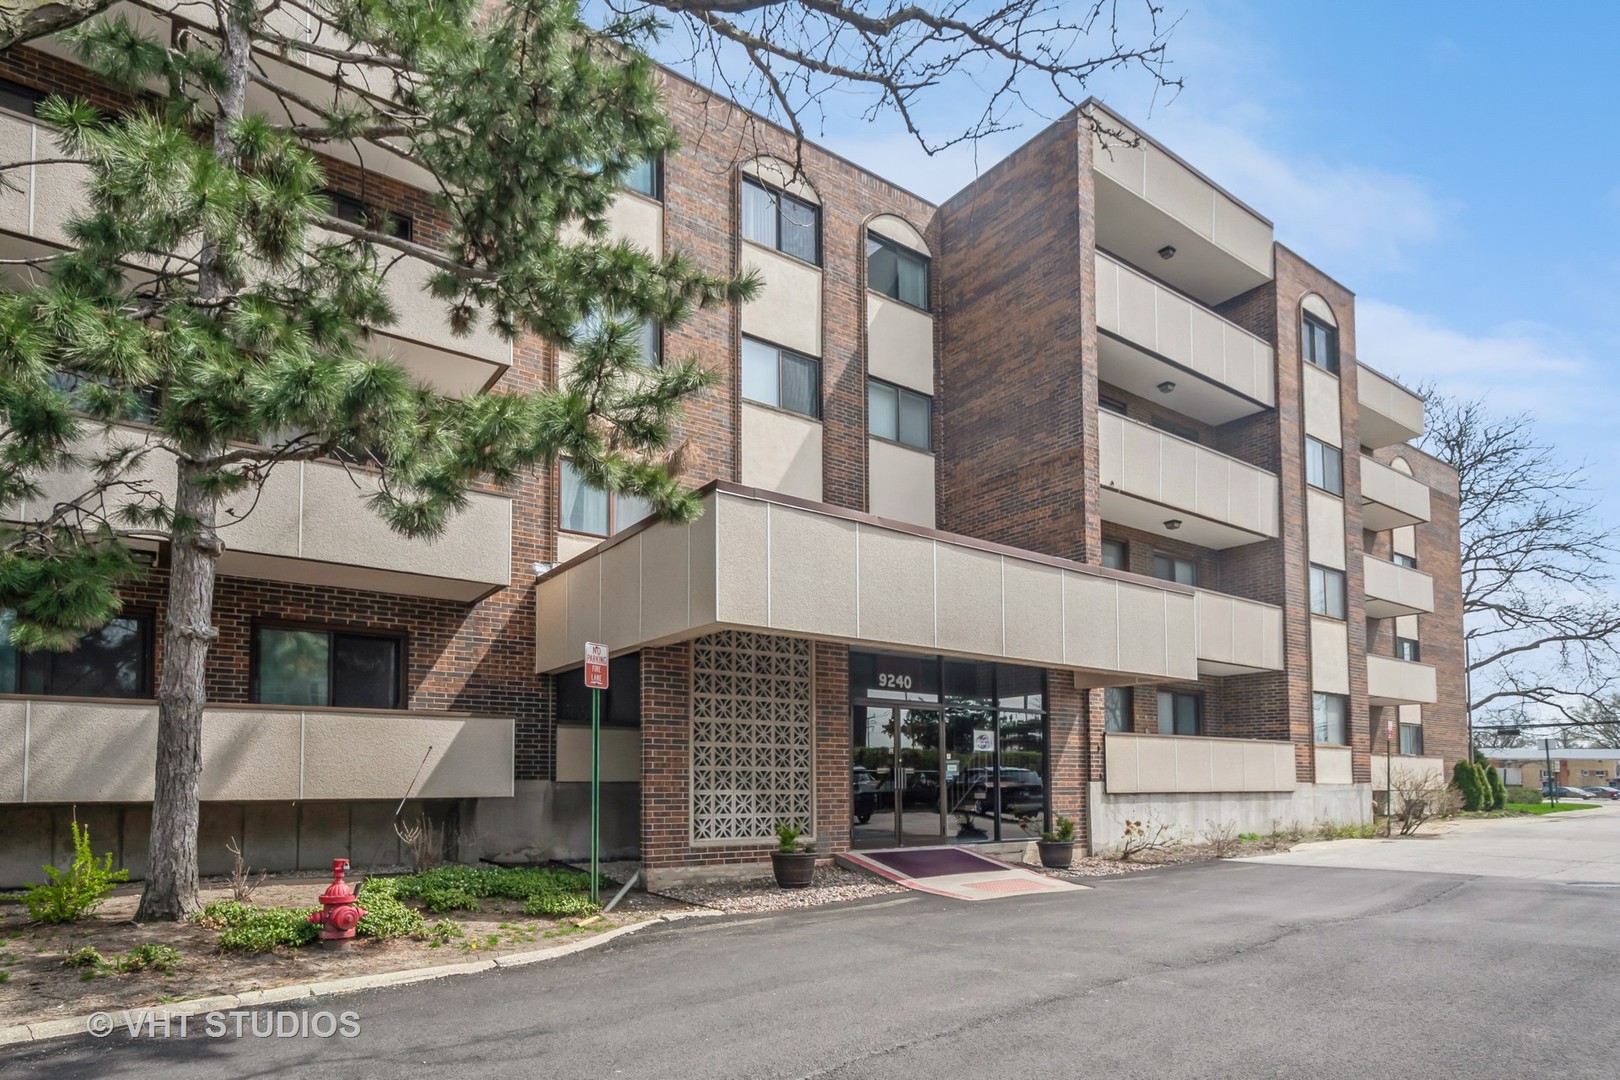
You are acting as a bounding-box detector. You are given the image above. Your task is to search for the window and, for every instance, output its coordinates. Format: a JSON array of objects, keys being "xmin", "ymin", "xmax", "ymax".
[
  {"xmin": 1104, "ymin": 686, "xmax": 1132, "ymax": 733},
  {"xmin": 253, "ymin": 625, "xmax": 402, "ymax": 709},
  {"xmin": 1309, "ymin": 564, "xmax": 1347, "ymax": 619},
  {"xmin": 741, "ymin": 177, "xmax": 819, "ymax": 265},
  {"xmin": 1313, "ymin": 692, "xmax": 1347, "ymax": 745},
  {"xmin": 867, "ymin": 379, "xmax": 931, "ymax": 450},
  {"xmin": 1101, "ymin": 539, "xmax": 1128, "ymax": 571},
  {"xmin": 1152, "ymin": 417, "xmax": 1201, "ymax": 444},
  {"xmin": 555, "ymin": 653, "xmax": 642, "ymax": 726},
  {"xmin": 323, "ymin": 190, "xmax": 413, "ymax": 243},
  {"xmin": 1157, "ymin": 691, "xmax": 1201, "ymax": 736},
  {"xmin": 623, "ymin": 158, "xmax": 660, "ymax": 199},
  {"xmin": 0, "ymin": 609, "xmax": 153, "ymax": 698},
  {"xmin": 866, "ymin": 234, "xmax": 928, "ymax": 309},
  {"xmin": 1393, "ymin": 552, "xmax": 1418, "ymax": 569},
  {"xmin": 1305, "ymin": 437, "xmax": 1343, "ymax": 495},
  {"xmin": 1398, "ymin": 723, "xmax": 1424, "ymax": 756},
  {"xmin": 0, "ymin": 78, "xmax": 42, "ymax": 117},
  {"xmin": 1153, "ymin": 554, "xmax": 1198, "ymax": 586},
  {"xmin": 559, "ymin": 460, "xmax": 653, "ymax": 538},
  {"xmin": 1302, "ymin": 314, "xmax": 1339, "ymax": 374},
  {"xmin": 575, "ymin": 308, "xmax": 659, "ymax": 367},
  {"xmin": 1396, "ymin": 637, "xmax": 1421, "ymax": 662},
  {"xmin": 1098, "ymin": 397, "xmax": 1127, "ymax": 416},
  {"xmin": 742, "ymin": 336, "xmax": 820, "ymax": 418}
]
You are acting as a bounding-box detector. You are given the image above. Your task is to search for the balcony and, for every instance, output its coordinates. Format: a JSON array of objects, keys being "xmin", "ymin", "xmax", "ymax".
[
  {"xmin": 0, "ymin": 107, "xmax": 509, "ymax": 398},
  {"xmin": 1366, "ymin": 655, "xmax": 1439, "ymax": 706},
  {"xmin": 0, "ymin": 699, "xmax": 514, "ymax": 803},
  {"xmin": 14, "ymin": 425, "xmax": 512, "ymax": 601},
  {"xmin": 1087, "ymin": 103, "xmax": 1274, "ymax": 307},
  {"xmin": 1194, "ymin": 590, "xmax": 1284, "ymax": 675},
  {"xmin": 1357, "ymin": 363, "xmax": 1425, "ymax": 448},
  {"xmin": 1360, "ymin": 456, "xmax": 1432, "ymax": 530},
  {"xmin": 1097, "ymin": 411, "xmax": 1280, "ymax": 548},
  {"xmin": 1094, "ymin": 251, "xmax": 1275, "ymax": 424},
  {"xmin": 1363, "ymin": 555, "xmax": 1435, "ymax": 618},
  {"xmin": 1103, "ymin": 733, "xmax": 1296, "ymax": 794}
]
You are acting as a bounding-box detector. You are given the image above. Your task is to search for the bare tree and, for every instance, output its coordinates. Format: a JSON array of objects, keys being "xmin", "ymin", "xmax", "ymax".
[
  {"xmin": 1562, "ymin": 697, "xmax": 1620, "ymax": 749},
  {"xmin": 1421, "ymin": 394, "xmax": 1620, "ymax": 732},
  {"xmin": 2, "ymin": 0, "xmax": 1181, "ymax": 154}
]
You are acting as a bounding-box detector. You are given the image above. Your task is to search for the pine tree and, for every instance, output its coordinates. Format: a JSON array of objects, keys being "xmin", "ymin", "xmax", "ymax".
[
  {"xmin": 1451, "ymin": 759, "xmax": 1484, "ymax": 812},
  {"xmin": 1475, "ymin": 749, "xmax": 1507, "ymax": 810},
  {"xmin": 0, "ymin": 0, "xmax": 751, "ymax": 920}
]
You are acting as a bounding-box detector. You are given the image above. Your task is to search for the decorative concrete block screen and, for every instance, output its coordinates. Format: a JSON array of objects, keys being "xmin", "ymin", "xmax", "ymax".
[{"xmin": 691, "ymin": 630, "xmax": 814, "ymax": 842}]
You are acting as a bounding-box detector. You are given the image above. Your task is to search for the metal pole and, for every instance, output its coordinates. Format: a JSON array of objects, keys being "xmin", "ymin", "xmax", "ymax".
[
  {"xmin": 1386, "ymin": 720, "xmax": 1394, "ymax": 838},
  {"xmin": 591, "ymin": 686, "xmax": 601, "ymax": 905},
  {"xmin": 1545, "ymin": 738, "xmax": 1556, "ymax": 807}
]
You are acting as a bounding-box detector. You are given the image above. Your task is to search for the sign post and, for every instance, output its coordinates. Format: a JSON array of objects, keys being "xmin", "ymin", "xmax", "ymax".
[
  {"xmin": 584, "ymin": 642, "xmax": 610, "ymax": 904},
  {"xmin": 1541, "ymin": 737, "xmax": 1558, "ymax": 807},
  {"xmin": 1385, "ymin": 719, "xmax": 1395, "ymax": 837}
]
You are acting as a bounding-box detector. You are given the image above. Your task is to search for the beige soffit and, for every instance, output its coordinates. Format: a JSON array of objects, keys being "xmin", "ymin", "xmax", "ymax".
[{"xmin": 533, "ymin": 482, "xmax": 1202, "ymax": 685}]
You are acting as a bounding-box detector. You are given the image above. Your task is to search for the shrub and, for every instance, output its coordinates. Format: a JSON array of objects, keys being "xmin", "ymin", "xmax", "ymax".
[
  {"xmin": 1475, "ymin": 751, "xmax": 1507, "ymax": 810},
  {"xmin": 24, "ymin": 819, "xmax": 128, "ymax": 924},
  {"xmin": 355, "ymin": 877, "xmax": 425, "ymax": 940},
  {"xmin": 417, "ymin": 885, "xmax": 479, "ymax": 914},
  {"xmin": 191, "ymin": 900, "xmax": 254, "ymax": 929},
  {"xmin": 424, "ymin": 918, "xmax": 465, "ymax": 945},
  {"xmin": 1452, "ymin": 760, "xmax": 1486, "ymax": 812},
  {"xmin": 521, "ymin": 892, "xmax": 600, "ymax": 918},
  {"xmin": 774, "ymin": 821, "xmax": 804, "ymax": 854},
  {"xmin": 64, "ymin": 946, "xmax": 109, "ymax": 970},
  {"xmin": 1041, "ymin": 816, "xmax": 1078, "ymax": 843},
  {"xmin": 118, "ymin": 943, "xmax": 182, "ymax": 974},
  {"xmin": 216, "ymin": 907, "xmax": 319, "ymax": 952},
  {"xmin": 1505, "ymin": 786, "xmax": 1543, "ymax": 805}
]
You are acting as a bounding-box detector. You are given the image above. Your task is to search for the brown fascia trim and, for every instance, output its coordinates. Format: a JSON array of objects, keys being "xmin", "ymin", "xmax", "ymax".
[
  {"xmin": 1080, "ymin": 97, "xmax": 1275, "ymax": 229},
  {"xmin": 537, "ymin": 479, "xmax": 1198, "ymax": 597}
]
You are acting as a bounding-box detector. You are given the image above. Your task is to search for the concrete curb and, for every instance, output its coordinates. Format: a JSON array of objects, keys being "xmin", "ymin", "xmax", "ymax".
[{"xmin": 0, "ymin": 913, "xmax": 696, "ymax": 1048}]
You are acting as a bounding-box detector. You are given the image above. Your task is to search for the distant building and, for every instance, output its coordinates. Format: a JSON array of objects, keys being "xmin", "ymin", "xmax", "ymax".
[{"xmin": 1485, "ymin": 748, "xmax": 1620, "ymax": 791}]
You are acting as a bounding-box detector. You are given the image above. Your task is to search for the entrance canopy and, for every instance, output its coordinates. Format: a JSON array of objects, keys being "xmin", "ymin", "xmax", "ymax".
[{"xmin": 534, "ymin": 482, "xmax": 1201, "ymax": 686}]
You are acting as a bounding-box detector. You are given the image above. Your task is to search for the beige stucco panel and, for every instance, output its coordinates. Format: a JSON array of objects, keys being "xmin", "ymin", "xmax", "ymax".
[
  {"xmin": 740, "ymin": 403, "xmax": 823, "ymax": 503},
  {"xmin": 26, "ymin": 701, "xmax": 158, "ymax": 802},
  {"xmin": 534, "ymin": 576, "xmax": 569, "ymax": 674},
  {"xmin": 1371, "ymin": 755, "xmax": 1445, "ymax": 790},
  {"xmin": 303, "ymin": 714, "xmax": 513, "ymax": 799},
  {"xmin": 1116, "ymin": 262, "xmax": 1157, "ymax": 348},
  {"xmin": 1361, "ymin": 456, "xmax": 1432, "ymax": 525},
  {"xmin": 1105, "ymin": 733, "xmax": 1294, "ymax": 795},
  {"xmin": 556, "ymin": 532, "xmax": 600, "ymax": 563},
  {"xmin": 1310, "ymin": 617, "xmax": 1351, "ymax": 695},
  {"xmin": 564, "ymin": 556, "xmax": 604, "ymax": 657},
  {"xmin": 599, "ymin": 536, "xmax": 645, "ymax": 649},
  {"xmin": 0, "ymin": 113, "xmax": 37, "ymax": 237},
  {"xmin": 742, "ymin": 157, "xmax": 821, "ymax": 203},
  {"xmin": 1003, "ymin": 561, "xmax": 1066, "ymax": 667},
  {"xmin": 687, "ymin": 496, "xmax": 719, "ymax": 630},
  {"xmin": 1143, "ymin": 147, "xmax": 1213, "ymax": 241},
  {"xmin": 867, "ymin": 213, "xmax": 927, "ymax": 253},
  {"xmin": 1173, "ymin": 738, "xmax": 1216, "ymax": 792},
  {"xmin": 866, "ymin": 295, "xmax": 934, "ymax": 395},
  {"xmin": 1062, "ymin": 573, "xmax": 1121, "ymax": 673},
  {"xmin": 1307, "ymin": 489, "xmax": 1347, "ymax": 570},
  {"xmin": 0, "ymin": 702, "xmax": 25, "ymax": 801},
  {"xmin": 767, "ymin": 504, "xmax": 858, "ymax": 637},
  {"xmin": 1301, "ymin": 293, "xmax": 1339, "ymax": 327},
  {"xmin": 714, "ymin": 491, "xmax": 770, "ymax": 628},
  {"xmin": 604, "ymin": 194, "xmax": 663, "ymax": 257},
  {"xmin": 1367, "ymin": 655, "xmax": 1439, "ymax": 705},
  {"xmin": 868, "ymin": 438, "xmax": 936, "ymax": 529},
  {"xmin": 1393, "ymin": 525, "xmax": 1417, "ymax": 559},
  {"xmin": 216, "ymin": 463, "xmax": 302, "ymax": 559},
  {"xmin": 556, "ymin": 726, "xmax": 640, "ymax": 783},
  {"xmin": 639, "ymin": 522, "xmax": 694, "ymax": 644},
  {"xmin": 741, "ymin": 244, "xmax": 822, "ymax": 357},
  {"xmin": 1302, "ymin": 364, "xmax": 1343, "ymax": 448},
  {"xmin": 1316, "ymin": 745, "xmax": 1354, "ymax": 784},
  {"xmin": 856, "ymin": 527, "xmax": 937, "ymax": 649},
  {"xmin": 199, "ymin": 710, "xmax": 301, "ymax": 800},
  {"xmin": 934, "ymin": 545, "xmax": 1004, "ymax": 658}
]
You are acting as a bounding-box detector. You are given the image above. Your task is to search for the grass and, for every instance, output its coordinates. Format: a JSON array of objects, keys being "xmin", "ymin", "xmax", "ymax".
[{"xmin": 1506, "ymin": 801, "xmax": 1599, "ymax": 815}]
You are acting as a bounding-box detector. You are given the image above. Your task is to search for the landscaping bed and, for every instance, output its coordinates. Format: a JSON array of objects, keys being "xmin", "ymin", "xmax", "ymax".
[{"xmin": 0, "ymin": 866, "xmax": 688, "ymax": 1031}]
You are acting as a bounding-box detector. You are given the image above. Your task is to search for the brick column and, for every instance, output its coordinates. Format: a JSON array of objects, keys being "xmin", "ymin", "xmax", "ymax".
[
  {"xmin": 812, "ymin": 643, "xmax": 852, "ymax": 860},
  {"xmin": 640, "ymin": 642, "xmax": 692, "ymax": 873},
  {"xmin": 1047, "ymin": 671, "xmax": 1087, "ymax": 850}
]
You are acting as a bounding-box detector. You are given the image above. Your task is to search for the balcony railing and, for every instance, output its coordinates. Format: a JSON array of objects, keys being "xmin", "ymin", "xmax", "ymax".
[
  {"xmin": 1366, "ymin": 655, "xmax": 1439, "ymax": 706},
  {"xmin": 1357, "ymin": 363, "xmax": 1425, "ymax": 448},
  {"xmin": 1363, "ymin": 555, "xmax": 1436, "ymax": 618},
  {"xmin": 1194, "ymin": 590, "xmax": 1284, "ymax": 674},
  {"xmin": 1095, "ymin": 251, "xmax": 1275, "ymax": 422},
  {"xmin": 1103, "ymin": 732, "xmax": 1296, "ymax": 794},
  {"xmin": 1361, "ymin": 456, "xmax": 1432, "ymax": 531},
  {"xmin": 1098, "ymin": 411, "xmax": 1280, "ymax": 547},
  {"xmin": 0, "ymin": 698, "xmax": 513, "ymax": 803}
]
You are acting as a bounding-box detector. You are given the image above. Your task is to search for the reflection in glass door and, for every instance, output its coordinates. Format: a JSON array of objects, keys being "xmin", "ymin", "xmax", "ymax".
[
  {"xmin": 852, "ymin": 706, "xmax": 896, "ymax": 847},
  {"xmin": 852, "ymin": 705, "xmax": 945, "ymax": 846}
]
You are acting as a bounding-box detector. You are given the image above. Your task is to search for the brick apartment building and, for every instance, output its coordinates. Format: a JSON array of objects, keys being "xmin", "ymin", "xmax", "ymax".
[{"xmin": 0, "ymin": 9, "xmax": 1465, "ymax": 887}]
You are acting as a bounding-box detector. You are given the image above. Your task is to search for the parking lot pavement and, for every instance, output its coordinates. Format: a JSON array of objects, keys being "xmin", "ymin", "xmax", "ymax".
[{"xmin": 1238, "ymin": 801, "xmax": 1620, "ymax": 882}]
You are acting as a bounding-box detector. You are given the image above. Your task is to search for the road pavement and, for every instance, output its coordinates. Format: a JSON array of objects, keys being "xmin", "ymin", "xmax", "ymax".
[{"xmin": 6, "ymin": 813, "xmax": 1618, "ymax": 1079}]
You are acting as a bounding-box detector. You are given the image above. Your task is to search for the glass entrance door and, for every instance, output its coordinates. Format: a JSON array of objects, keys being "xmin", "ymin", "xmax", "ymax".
[{"xmin": 852, "ymin": 705, "xmax": 944, "ymax": 847}]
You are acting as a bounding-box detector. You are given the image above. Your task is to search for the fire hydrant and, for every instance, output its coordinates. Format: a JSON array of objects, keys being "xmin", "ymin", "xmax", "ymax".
[{"xmin": 308, "ymin": 858, "xmax": 367, "ymax": 949}]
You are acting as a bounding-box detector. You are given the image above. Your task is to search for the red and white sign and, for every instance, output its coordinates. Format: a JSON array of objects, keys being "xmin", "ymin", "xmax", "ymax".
[{"xmin": 584, "ymin": 642, "xmax": 610, "ymax": 690}]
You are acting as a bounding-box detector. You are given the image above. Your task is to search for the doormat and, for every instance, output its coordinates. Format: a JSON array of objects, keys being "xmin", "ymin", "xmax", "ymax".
[{"xmin": 836, "ymin": 847, "xmax": 1089, "ymax": 901}]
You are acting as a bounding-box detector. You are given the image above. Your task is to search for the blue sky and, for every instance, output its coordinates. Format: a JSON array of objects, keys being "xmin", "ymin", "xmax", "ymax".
[{"xmin": 674, "ymin": 0, "xmax": 1620, "ymax": 524}]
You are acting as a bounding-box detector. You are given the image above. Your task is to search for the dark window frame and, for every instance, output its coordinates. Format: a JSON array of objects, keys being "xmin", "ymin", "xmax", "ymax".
[
  {"xmin": 741, "ymin": 175, "xmax": 822, "ymax": 266},
  {"xmin": 557, "ymin": 460, "xmax": 653, "ymax": 539},
  {"xmin": 622, "ymin": 156, "xmax": 662, "ymax": 201},
  {"xmin": 321, "ymin": 189, "xmax": 414, "ymax": 244},
  {"xmin": 741, "ymin": 334, "xmax": 822, "ymax": 420},
  {"xmin": 1309, "ymin": 563, "xmax": 1348, "ymax": 619},
  {"xmin": 1153, "ymin": 553, "xmax": 1199, "ymax": 587},
  {"xmin": 1392, "ymin": 552, "xmax": 1418, "ymax": 569},
  {"xmin": 1, "ymin": 608, "xmax": 156, "ymax": 699},
  {"xmin": 1098, "ymin": 396, "xmax": 1128, "ymax": 416},
  {"xmin": 1302, "ymin": 313, "xmax": 1340, "ymax": 374},
  {"xmin": 1305, "ymin": 436, "xmax": 1344, "ymax": 496},
  {"xmin": 866, "ymin": 376, "xmax": 932, "ymax": 451},
  {"xmin": 864, "ymin": 232, "xmax": 930, "ymax": 311},
  {"xmin": 0, "ymin": 77, "xmax": 43, "ymax": 117},
  {"xmin": 1104, "ymin": 686, "xmax": 1133, "ymax": 733},
  {"xmin": 1398, "ymin": 723, "xmax": 1424, "ymax": 756},
  {"xmin": 555, "ymin": 653, "xmax": 643, "ymax": 727},
  {"xmin": 250, "ymin": 620, "xmax": 408, "ymax": 710},
  {"xmin": 1101, "ymin": 539, "xmax": 1128, "ymax": 571},
  {"xmin": 1157, "ymin": 690, "xmax": 1202, "ymax": 736},
  {"xmin": 1395, "ymin": 637, "xmax": 1421, "ymax": 662}
]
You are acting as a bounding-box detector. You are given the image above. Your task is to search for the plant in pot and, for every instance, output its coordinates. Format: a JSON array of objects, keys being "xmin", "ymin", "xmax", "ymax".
[
  {"xmin": 1037, "ymin": 816, "xmax": 1078, "ymax": 869},
  {"xmin": 770, "ymin": 821, "xmax": 817, "ymax": 889}
]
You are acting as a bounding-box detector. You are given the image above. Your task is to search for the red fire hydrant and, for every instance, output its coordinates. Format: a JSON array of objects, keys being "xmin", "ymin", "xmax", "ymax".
[{"xmin": 308, "ymin": 858, "xmax": 367, "ymax": 949}]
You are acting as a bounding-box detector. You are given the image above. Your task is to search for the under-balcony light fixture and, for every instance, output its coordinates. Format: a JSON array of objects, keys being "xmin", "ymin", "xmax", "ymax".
[
  {"xmin": 1164, "ymin": 519, "xmax": 1183, "ymax": 531},
  {"xmin": 1158, "ymin": 245, "xmax": 1177, "ymax": 260},
  {"xmin": 1157, "ymin": 380, "xmax": 1176, "ymax": 394}
]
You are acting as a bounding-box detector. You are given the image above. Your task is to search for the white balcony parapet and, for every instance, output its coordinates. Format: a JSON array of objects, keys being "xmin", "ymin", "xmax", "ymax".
[
  {"xmin": 1367, "ymin": 655, "xmax": 1439, "ymax": 706},
  {"xmin": 1357, "ymin": 363, "xmax": 1425, "ymax": 448},
  {"xmin": 1363, "ymin": 555, "xmax": 1436, "ymax": 618},
  {"xmin": 1361, "ymin": 456, "xmax": 1432, "ymax": 531},
  {"xmin": 1103, "ymin": 732, "xmax": 1296, "ymax": 794},
  {"xmin": 1194, "ymin": 590, "xmax": 1284, "ymax": 675}
]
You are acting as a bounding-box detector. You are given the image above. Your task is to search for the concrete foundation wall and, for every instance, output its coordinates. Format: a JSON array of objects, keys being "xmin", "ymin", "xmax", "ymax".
[
  {"xmin": 470, "ymin": 781, "xmax": 640, "ymax": 865},
  {"xmin": 0, "ymin": 800, "xmax": 461, "ymax": 889},
  {"xmin": 1085, "ymin": 781, "xmax": 1372, "ymax": 853}
]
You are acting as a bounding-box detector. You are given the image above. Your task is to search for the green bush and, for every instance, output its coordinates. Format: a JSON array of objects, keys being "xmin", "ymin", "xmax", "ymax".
[
  {"xmin": 355, "ymin": 877, "xmax": 425, "ymax": 940},
  {"xmin": 520, "ymin": 892, "xmax": 599, "ymax": 918},
  {"xmin": 424, "ymin": 918, "xmax": 465, "ymax": 945},
  {"xmin": 1505, "ymin": 786, "xmax": 1543, "ymax": 805},
  {"xmin": 1484, "ymin": 766, "xmax": 1507, "ymax": 810},
  {"xmin": 199, "ymin": 902, "xmax": 318, "ymax": 952},
  {"xmin": 117, "ymin": 943, "xmax": 182, "ymax": 974},
  {"xmin": 24, "ymin": 820, "xmax": 128, "ymax": 924},
  {"xmin": 385, "ymin": 866, "xmax": 594, "ymax": 903},
  {"xmin": 417, "ymin": 885, "xmax": 480, "ymax": 914},
  {"xmin": 1452, "ymin": 759, "xmax": 1486, "ymax": 812},
  {"xmin": 64, "ymin": 946, "xmax": 109, "ymax": 969}
]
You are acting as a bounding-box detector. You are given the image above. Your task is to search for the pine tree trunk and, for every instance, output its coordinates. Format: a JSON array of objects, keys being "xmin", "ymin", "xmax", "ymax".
[{"xmin": 135, "ymin": 459, "xmax": 222, "ymax": 921}]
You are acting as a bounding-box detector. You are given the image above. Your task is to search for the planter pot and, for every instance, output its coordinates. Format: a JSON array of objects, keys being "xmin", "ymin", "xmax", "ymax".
[
  {"xmin": 1036, "ymin": 840, "xmax": 1075, "ymax": 869},
  {"xmin": 771, "ymin": 850, "xmax": 818, "ymax": 889}
]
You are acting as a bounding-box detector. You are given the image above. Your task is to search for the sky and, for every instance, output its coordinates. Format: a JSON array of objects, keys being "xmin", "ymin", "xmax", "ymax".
[{"xmin": 662, "ymin": 0, "xmax": 1620, "ymax": 528}]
